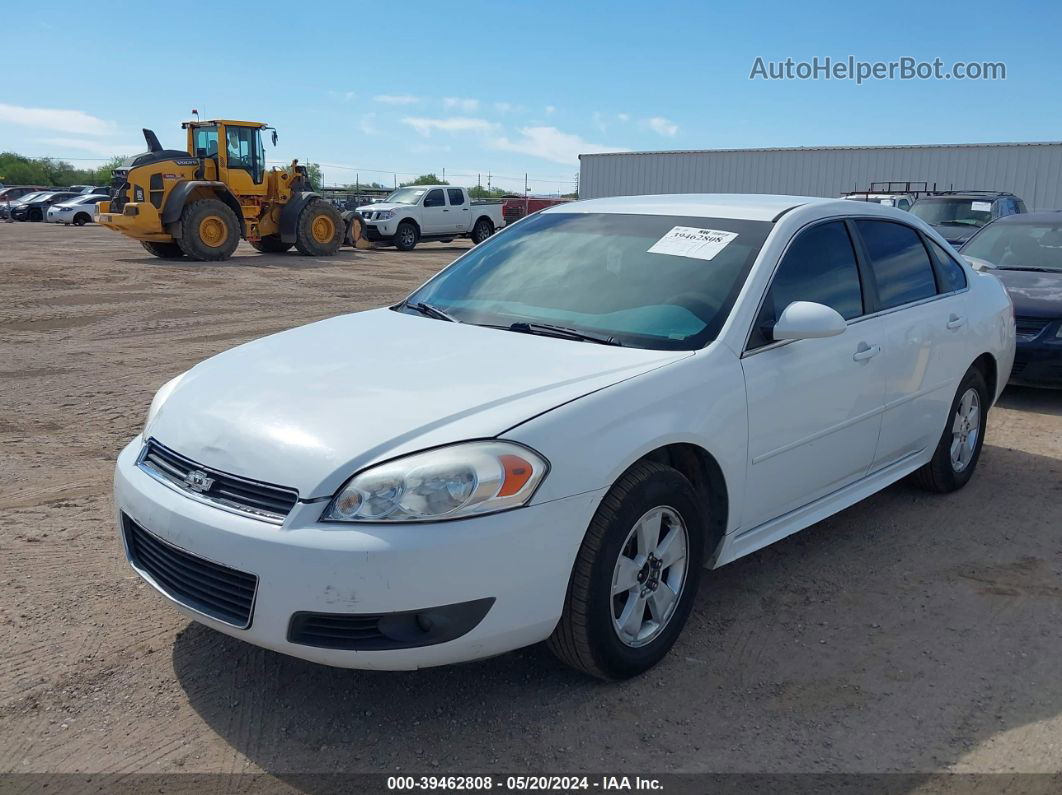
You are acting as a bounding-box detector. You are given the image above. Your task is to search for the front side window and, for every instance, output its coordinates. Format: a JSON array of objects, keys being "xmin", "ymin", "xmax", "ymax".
[
  {"xmin": 424, "ymin": 189, "xmax": 445, "ymax": 208},
  {"xmin": 225, "ymin": 126, "xmax": 261, "ymax": 182},
  {"xmin": 404, "ymin": 212, "xmax": 773, "ymax": 350},
  {"xmin": 447, "ymin": 188, "xmax": 465, "ymax": 206},
  {"xmin": 856, "ymin": 220, "xmax": 938, "ymax": 309},
  {"xmin": 749, "ymin": 221, "xmax": 864, "ymax": 349}
]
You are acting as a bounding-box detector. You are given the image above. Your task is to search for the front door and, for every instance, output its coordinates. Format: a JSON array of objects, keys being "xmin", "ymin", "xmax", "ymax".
[
  {"xmin": 740, "ymin": 220, "xmax": 887, "ymax": 529},
  {"xmin": 421, "ymin": 188, "xmax": 448, "ymax": 234}
]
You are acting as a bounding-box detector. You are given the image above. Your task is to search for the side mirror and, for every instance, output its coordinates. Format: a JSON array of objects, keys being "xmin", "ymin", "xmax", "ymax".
[{"xmin": 772, "ymin": 301, "xmax": 847, "ymax": 341}]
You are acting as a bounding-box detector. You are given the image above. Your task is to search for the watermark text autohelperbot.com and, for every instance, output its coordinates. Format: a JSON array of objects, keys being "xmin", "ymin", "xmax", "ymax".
[{"xmin": 750, "ymin": 56, "xmax": 1006, "ymax": 84}]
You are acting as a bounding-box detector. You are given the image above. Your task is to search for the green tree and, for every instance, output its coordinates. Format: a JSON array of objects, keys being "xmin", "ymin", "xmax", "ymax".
[
  {"xmin": 468, "ymin": 185, "xmax": 508, "ymax": 199},
  {"xmin": 400, "ymin": 173, "xmax": 448, "ymax": 187},
  {"xmin": 305, "ymin": 162, "xmax": 323, "ymax": 190}
]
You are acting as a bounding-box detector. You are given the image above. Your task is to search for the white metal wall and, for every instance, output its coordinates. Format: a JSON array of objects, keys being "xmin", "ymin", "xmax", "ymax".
[{"xmin": 579, "ymin": 143, "xmax": 1062, "ymax": 210}]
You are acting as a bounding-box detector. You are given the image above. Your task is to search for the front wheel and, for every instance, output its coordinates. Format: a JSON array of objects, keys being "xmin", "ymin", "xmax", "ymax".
[
  {"xmin": 73, "ymin": 213, "xmax": 91, "ymax": 226},
  {"xmin": 176, "ymin": 198, "xmax": 241, "ymax": 261},
  {"xmin": 547, "ymin": 461, "xmax": 705, "ymax": 680},
  {"xmin": 394, "ymin": 221, "xmax": 419, "ymax": 251},
  {"xmin": 911, "ymin": 366, "xmax": 989, "ymax": 493},
  {"xmin": 140, "ymin": 240, "xmax": 185, "ymax": 259},
  {"xmin": 294, "ymin": 200, "xmax": 343, "ymax": 256}
]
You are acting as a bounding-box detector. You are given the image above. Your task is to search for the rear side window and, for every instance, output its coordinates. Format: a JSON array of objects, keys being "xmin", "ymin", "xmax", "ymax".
[
  {"xmin": 424, "ymin": 189, "xmax": 445, "ymax": 208},
  {"xmin": 855, "ymin": 220, "xmax": 937, "ymax": 309},
  {"xmin": 447, "ymin": 188, "xmax": 465, "ymax": 206},
  {"xmin": 927, "ymin": 239, "xmax": 968, "ymax": 293},
  {"xmin": 749, "ymin": 221, "xmax": 863, "ymax": 349}
]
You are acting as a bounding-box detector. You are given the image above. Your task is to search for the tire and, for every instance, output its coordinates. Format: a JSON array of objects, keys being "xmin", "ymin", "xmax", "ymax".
[
  {"xmin": 250, "ymin": 234, "xmax": 293, "ymax": 253},
  {"xmin": 471, "ymin": 217, "xmax": 494, "ymax": 245},
  {"xmin": 393, "ymin": 221, "xmax": 419, "ymax": 251},
  {"xmin": 294, "ymin": 200, "xmax": 343, "ymax": 256},
  {"xmin": 547, "ymin": 461, "xmax": 705, "ymax": 680},
  {"xmin": 73, "ymin": 213, "xmax": 90, "ymax": 226},
  {"xmin": 29, "ymin": 209, "xmax": 42, "ymax": 222},
  {"xmin": 140, "ymin": 241, "xmax": 185, "ymax": 259},
  {"xmin": 911, "ymin": 365, "xmax": 989, "ymax": 493},
  {"xmin": 176, "ymin": 198, "xmax": 240, "ymax": 261}
]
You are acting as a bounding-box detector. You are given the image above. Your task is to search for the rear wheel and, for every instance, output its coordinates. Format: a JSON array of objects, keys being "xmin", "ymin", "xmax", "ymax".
[
  {"xmin": 547, "ymin": 461, "xmax": 705, "ymax": 679},
  {"xmin": 294, "ymin": 200, "xmax": 343, "ymax": 256},
  {"xmin": 176, "ymin": 199, "xmax": 240, "ymax": 261},
  {"xmin": 250, "ymin": 234, "xmax": 293, "ymax": 253},
  {"xmin": 471, "ymin": 217, "xmax": 493, "ymax": 244},
  {"xmin": 140, "ymin": 241, "xmax": 185, "ymax": 259},
  {"xmin": 911, "ymin": 366, "xmax": 989, "ymax": 493},
  {"xmin": 394, "ymin": 221, "xmax": 419, "ymax": 251}
]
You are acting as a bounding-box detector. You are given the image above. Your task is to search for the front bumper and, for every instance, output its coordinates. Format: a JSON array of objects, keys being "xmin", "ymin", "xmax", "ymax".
[
  {"xmin": 1011, "ymin": 339, "xmax": 1062, "ymax": 387},
  {"xmin": 114, "ymin": 437, "xmax": 603, "ymax": 670}
]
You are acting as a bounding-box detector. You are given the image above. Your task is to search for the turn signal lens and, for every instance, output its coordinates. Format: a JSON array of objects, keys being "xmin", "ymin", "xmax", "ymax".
[{"xmin": 323, "ymin": 441, "xmax": 548, "ymax": 523}]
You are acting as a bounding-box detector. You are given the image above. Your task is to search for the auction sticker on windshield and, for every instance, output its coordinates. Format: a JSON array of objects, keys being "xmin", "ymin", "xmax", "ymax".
[
  {"xmin": 972, "ymin": 201, "xmax": 993, "ymax": 212},
  {"xmin": 648, "ymin": 226, "xmax": 738, "ymax": 261}
]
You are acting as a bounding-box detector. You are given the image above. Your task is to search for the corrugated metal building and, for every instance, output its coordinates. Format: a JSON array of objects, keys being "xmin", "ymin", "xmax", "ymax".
[{"xmin": 579, "ymin": 142, "xmax": 1062, "ymax": 209}]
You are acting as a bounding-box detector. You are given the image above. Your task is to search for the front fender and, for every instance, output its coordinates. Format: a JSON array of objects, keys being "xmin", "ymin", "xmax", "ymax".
[
  {"xmin": 279, "ymin": 191, "xmax": 322, "ymax": 243},
  {"xmin": 161, "ymin": 181, "xmax": 246, "ymax": 237}
]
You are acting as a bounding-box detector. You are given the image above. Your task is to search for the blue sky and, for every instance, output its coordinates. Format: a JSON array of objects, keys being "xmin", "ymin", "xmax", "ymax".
[{"xmin": 1, "ymin": 1, "xmax": 1058, "ymax": 194}]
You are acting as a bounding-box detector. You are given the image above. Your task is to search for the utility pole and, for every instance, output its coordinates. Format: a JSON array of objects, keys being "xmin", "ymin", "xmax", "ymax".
[
  {"xmin": 442, "ymin": 167, "xmax": 445, "ymax": 183},
  {"xmin": 487, "ymin": 172, "xmax": 491, "ymax": 193}
]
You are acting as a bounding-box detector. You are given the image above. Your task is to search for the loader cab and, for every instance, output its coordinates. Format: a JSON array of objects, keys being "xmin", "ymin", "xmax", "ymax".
[{"xmin": 185, "ymin": 119, "xmax": 268, "ymax": 194}]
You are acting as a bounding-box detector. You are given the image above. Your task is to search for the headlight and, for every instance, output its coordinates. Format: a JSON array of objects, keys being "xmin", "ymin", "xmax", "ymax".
[
  {"xmin": 376, "ymin": 209, "xmax": 395, "ymax": 220},
  {"xmin": 144, "ymin": 373, "xmax": 186, "ymax": 436},
  {"xmin": 323, "ymin": 441, "xmax": 548, "ymax": 523},
  {"xmin": 1055, "ymin": 322, "xmax": 1062, "ymax": 339}
]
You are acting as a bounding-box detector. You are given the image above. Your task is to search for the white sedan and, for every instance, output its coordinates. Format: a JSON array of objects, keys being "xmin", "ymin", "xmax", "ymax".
[
  {"xmin": 114, "ymin": 194, "xmax": 1015, "ymax": 679},
  {"xmin": 46, "ymin": 194, "xmax": 108, "ymax": 225}
]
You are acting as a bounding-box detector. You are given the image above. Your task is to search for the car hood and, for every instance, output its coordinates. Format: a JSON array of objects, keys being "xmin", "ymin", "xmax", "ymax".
[
  {"xmin": 932, "ymin": 224, "xmax": 980, "ymax": 245},
  {"xmin": 359, "ymin": 203, "xmax": 408, "ymax": 214},
  {"xmin": 147, "ymin": 308, "xmax": 689, "ymax": 498},
  {"xmin": 989, "ymin": 268, "xmax": 1062, "ymax": 316}
]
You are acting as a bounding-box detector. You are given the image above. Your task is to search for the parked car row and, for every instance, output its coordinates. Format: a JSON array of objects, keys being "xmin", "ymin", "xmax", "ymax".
[
  {"xmin": 843, "ymin": 184, "xmax": 1027, "ymax": 245},
  {"xmin": 0, "ymin": 185, "xmax": 111, "ymax": 223}
]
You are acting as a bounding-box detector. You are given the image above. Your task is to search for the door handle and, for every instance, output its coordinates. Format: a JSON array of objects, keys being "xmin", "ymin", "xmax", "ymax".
[
  {"xmin": 462, "ymin": 208, "xmax": 469, "ymax": 211},
  {"xmin": 947, "ymin": 314, "xmax": 966, "ymax": 329},
  {"xmin": 443, "ymin": 209, "xmax": 449, "ymax": 212},
  {"xmin": 852, "ymin": 343, "xmax": 881, "ymax": 361}
]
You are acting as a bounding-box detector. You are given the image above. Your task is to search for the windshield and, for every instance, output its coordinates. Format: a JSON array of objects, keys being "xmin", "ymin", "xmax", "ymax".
[
  {"xmin": 962, "ymin": 223, "xmax": 1062, "ymax": 272},
  {"xmin": 912, "ymin": 198, "xmax": 993, "ymax": 227},
  {"xmin": 11, "ymin": 192, "xmax": 46, "ymax": 203},
  {"xmin": 384, "ymin": 187, "xmax": 427, "ymax": 205},
  {"xmin": 402, "ymin": 212, "xmax": 773, "ymax": 350}
]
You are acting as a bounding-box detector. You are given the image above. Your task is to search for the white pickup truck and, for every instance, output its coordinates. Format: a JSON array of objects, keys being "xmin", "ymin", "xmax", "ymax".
[{"xmin": 356, "ymin": 186, "xmax": 505, "ymax": 250}]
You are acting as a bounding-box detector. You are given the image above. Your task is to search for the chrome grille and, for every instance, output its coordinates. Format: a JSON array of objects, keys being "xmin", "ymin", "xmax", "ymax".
[{"xmin": 138, "ymin": 440, "xmax": 299, "ymax": 523}]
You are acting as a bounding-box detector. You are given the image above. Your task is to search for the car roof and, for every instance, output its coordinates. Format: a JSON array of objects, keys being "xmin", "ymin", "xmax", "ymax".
[
  {"xmin": 544, "ymin": 193, "xmax": 835, "ymax": 222},
  {"xmin": 991, "ymin": 210, "xmax": 1062, "ymax": 224}
]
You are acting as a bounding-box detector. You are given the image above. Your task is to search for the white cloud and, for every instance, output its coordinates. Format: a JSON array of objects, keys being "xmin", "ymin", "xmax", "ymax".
[
  {"xmin": 40, "ymin": 137, "xmax": 141, "ymax": 156},
  {"xmin": 643, "ymin": 116, "xmax": 679, "ymax": 137},
  {"xmin": 374, "ymin": 94, "xmax": 419, "ymax": 105},
  {"xmin": 0, "ymin": 103, "xmax": 116, "ymax": 135},
  {"xmin": 545, "ymin": 105, "xmax": 557, "ymax": 115},
  {"xmin": 592, "ymin": 111, "xmax": 609, "ymax": 133},
  {"xmin": 490, "ymin": 126, "xmax": 626, "ymax": 165},
  {"xmin": 358, "ymin": 113, "xmax": 380, "ymax": 136},
  {"xmin": 617, "ymin": 112, "xmax": 630, "ymax": 122},
  {"xmin": 402, "ymin": 117, "xmax": 499, "ymax": 137},
  {"xmin": 409, "ymin": 143, "xmax": 453, "ymax": 154},
  {"xmin": 494, "ymin": 101, "xmax": 523, "ymax": 114},
  {"xmin": 443, "ymin": 97, "xmax": 480, "ymax": 112},
  {"xmin": 329, "ymin": 90, "xmax": 357, "ymax": 102}
]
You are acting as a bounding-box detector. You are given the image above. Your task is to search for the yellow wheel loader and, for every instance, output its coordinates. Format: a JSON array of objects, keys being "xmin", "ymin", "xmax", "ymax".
[{"xmin": 97, "ymin": 119, "xmax": 347, "ymax": 261}]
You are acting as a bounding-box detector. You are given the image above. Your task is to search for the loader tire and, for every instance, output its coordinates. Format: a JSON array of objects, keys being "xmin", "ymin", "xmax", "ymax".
[
  {"xmin": 294, "ymin": 200, "xmax": 343, "ymax": 256},
  {"xmin": 176, "ymin": 199, "xmax": 240, "ymax": 261},
  {"xmin": 250, "ymin": 235, "xmax": 293, "ymax": 253},
  {"xmin": 140, "ymin": 241, "xmax": 185, "ymax": 259}
]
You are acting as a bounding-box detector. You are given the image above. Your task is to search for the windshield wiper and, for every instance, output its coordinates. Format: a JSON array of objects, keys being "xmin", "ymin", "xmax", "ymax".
[
  {"xmin": 994, "ymin": 265, "xmax": 1053, "ymax": 272},
  {"xmin": 507, "ymin": 321, "xmax": 622, "ymax": 346},
  {"xmin": 405, "ymin": 301, "xmax": 460, "ymax": 323}
]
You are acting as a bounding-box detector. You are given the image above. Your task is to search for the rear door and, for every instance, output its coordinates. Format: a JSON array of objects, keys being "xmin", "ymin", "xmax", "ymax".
[
  {"xmin": 852, "ymin": 220, "xmax": 971, "ymax": 470},
  {"xmin": 741, "ymin": 219, "xmax": 887, "ymax": 529},
  {"xmin": 447, "ymin": 188, "xmax": 470, "ymax": 232},
  {"xmin": 420, "ymin": 188, "xmax": 448, "ymax": 234}
]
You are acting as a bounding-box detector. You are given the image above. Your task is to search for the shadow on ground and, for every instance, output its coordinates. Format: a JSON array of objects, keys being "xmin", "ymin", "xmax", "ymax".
[{"xmin": 173, "ymin": 444, "xmax": 1062, "ymax": 775}]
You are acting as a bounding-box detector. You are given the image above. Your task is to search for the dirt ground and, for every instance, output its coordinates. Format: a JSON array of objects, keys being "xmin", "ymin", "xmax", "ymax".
[{"xmin": 1, "ymin": 222, "xmax": 1060, "ymax": 779}]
